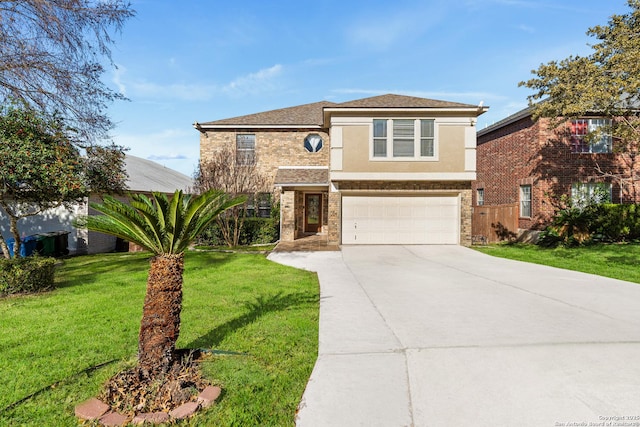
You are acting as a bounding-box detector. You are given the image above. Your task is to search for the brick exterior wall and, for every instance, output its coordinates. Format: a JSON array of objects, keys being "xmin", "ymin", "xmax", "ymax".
[
  {"xmin": 200, "ymin": 129, "xmax": 331, "ymax": 242},
  {"xmin": 200, "ymin": 129, "xmax": 330, "ymax": 186},
  {"xmin": 475, "ymin": 116, "xmax": 640, "ymax": 231}
]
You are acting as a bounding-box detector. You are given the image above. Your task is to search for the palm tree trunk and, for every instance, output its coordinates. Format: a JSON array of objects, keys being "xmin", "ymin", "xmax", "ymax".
[{"xmin": 138, "ymin": 253, "xmax": 184, "ymax": 377}]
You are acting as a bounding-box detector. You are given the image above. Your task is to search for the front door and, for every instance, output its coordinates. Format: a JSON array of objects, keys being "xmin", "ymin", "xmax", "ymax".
[{"xmin": 304, "ymin": 193, "xmax": 322, "ymax": 233}]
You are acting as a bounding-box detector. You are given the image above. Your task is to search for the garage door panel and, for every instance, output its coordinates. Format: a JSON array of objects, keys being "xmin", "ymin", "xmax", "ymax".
[{"xmin": 342, "ymin": 196, "xmax": 459, "ymax": 245}]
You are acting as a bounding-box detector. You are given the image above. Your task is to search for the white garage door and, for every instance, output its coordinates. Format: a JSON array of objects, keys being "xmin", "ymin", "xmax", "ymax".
[{"xmin": 342, "ymin": 195, "xmax": 460, "ymax": 244}]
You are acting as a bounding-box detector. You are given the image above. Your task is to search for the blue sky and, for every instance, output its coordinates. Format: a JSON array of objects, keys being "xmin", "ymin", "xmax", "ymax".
[{"xmin": 106, "ymin": 0, "xmax": 631, "ymax": 176}]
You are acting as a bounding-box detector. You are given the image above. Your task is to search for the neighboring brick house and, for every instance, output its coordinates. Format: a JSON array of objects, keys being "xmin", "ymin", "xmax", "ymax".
[
  {"xmin": 474, "ymin": 106, "xmax": 640, "ymax": 240},
  {"xmin": 195, "ymin": 94, "xmax": 488, "ymax": 246}
]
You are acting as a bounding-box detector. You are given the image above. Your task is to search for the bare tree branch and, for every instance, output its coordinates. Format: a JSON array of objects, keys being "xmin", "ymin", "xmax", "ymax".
[
  {"xmin": 0, "ymin": 0, "xmax": 135, "ymax": 144},
  {"xmin": 193, "ymin": 147, "xmax": 271, "ymax": 247}
]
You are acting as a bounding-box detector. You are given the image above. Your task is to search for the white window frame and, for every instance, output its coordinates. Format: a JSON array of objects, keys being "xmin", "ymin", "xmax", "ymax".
[
  {"xmin": 570, "ymin": 118, "xmax": 613, "ymax": 154},
  {"xmin": 571, "ymin": 182, "xmax": 612, "ymax": 208},
  {"xmin": 236, "ymin": 134, "xmax": 256, "ymax": 165},
  {"xmin": 520, "ymin": 185, "xmax": 532, "ymax": 218},
  {"xmin": 370, "ymin": 118, "xmax": 438, "ymax": 161}
]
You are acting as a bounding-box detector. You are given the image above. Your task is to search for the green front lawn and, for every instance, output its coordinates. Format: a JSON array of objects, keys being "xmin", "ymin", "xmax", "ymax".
[
  {"xmin": 473, "ymin": 243, "xmax": 640, "ymax": 284},
  {"xmin": 0, "ymin": 251, "xmax": 319, "ymax": 426}
]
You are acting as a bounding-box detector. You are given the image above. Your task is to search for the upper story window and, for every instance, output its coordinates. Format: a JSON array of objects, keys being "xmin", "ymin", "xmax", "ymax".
[
  {"xmin": 520, "ymin": 185, "xmax": 531, "ymax": 218},
  {"xmin": 570, "ymin": 118, "xmax": 612, "ymax": 153},
  {"xmin": 477, "ymin": 188, "xmax": 484, "ymax": 206},
  {"xmin": 372, "ymin": 119, "xmax": 437, "ymax": 160},
  {"xmin": 236, "ymin": 134, "xmax": 256, "ymax": 165}
]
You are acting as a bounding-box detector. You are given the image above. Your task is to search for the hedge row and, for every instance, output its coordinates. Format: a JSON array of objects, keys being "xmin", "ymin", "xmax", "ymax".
[
  {"xmin": 0, "ymin": 256, "xmax": 56, "ymax": 296},
  {"xmin": 198, "ymin": 217, "xmax": 280, "ymax": 247}
]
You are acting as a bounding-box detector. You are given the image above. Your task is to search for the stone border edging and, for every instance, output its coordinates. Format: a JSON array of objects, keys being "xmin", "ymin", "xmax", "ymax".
[{"xmin": 75, "ymin": 385, "xmax": 222, "ymax": 425}]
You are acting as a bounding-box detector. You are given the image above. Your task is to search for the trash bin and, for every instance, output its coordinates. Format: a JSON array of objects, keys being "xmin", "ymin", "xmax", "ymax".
[
  {"xmin": 22, "ymin": 235, "xmax": 39, "ymax": 257},
  {"xmin": 53, "ymin": 231, "xmax": 69, "ymax": 257},
  {"xmin": 6, "ymin": 235, "xmax": 39, "ymax": 257},
  {"xmin": 36, "ymin": 233, "xmax": 56, "ymax": 256},
  {"xmin": 6, "ymin": 237, "xmax": 15, "ymax": 258}
]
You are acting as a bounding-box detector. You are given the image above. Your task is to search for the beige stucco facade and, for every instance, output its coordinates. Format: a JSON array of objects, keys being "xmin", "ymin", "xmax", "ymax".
[{"xmin": 334, "ymin": 122, "xmax": 468, "ymax": 173}]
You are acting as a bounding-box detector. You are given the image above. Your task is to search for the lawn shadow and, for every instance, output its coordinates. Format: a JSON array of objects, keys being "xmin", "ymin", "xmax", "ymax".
[
  {"xmin": 604, "ymin": 254, "xmax": 638, "ymax": 266},
  {"xmin": 185, "ymin": 292, "xmax": 318, "ymax": 350},
  {"xmin": 55, "ymin": 251, "xmax": 233, "ymax": 289}
]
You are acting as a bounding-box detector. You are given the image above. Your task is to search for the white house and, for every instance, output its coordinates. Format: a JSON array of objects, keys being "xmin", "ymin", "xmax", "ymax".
[{"xmin": 0, "ymin": 155, "xmax": 193, "ymax": 255}]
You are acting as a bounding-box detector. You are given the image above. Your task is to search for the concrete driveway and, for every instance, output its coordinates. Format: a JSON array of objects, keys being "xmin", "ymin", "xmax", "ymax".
[{"xmin": 268, "ymin": 245, "xmax": 640, "ymax": 427}]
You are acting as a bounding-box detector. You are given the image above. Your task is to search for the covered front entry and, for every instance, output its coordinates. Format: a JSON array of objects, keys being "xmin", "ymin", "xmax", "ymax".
[
  {"xmin": 341, "ymin": 195, "xmax": 460, "ymax": 244},
  {"xmin": 304, "ymin": 193, "xmax": 322, "ymax": 233},
  {"xmin": 274, "ymin": 166, "xmax": 330, "ymax": 242}
]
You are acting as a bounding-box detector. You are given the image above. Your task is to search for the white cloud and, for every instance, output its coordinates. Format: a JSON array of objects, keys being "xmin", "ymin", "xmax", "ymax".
[
  {"xmin": 113, "ymin": 64, "xmax": 284, "ymax": 101},
  {"xmin": 222, "ymin": 64, "xmax": 283, "ymax": 95},
  {"xmin": 516, "ymin": 24, "xmax": 535, "ymax": 33},
  {"xmin": 112, "ymin": 64, "xmax": 127, "ymax": 96},
  {"xmin": 148, "ymin": 154, "xmax": 188, "ymax": 161},
  {"xmin": 112, "ymin": 128, "xmax": 200, "ymax": 176}
]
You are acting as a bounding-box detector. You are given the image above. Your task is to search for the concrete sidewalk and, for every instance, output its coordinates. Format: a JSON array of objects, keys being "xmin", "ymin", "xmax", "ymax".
[{"xmin": 268, "ymin": 246, "xmax": 640, "ymax": 427}]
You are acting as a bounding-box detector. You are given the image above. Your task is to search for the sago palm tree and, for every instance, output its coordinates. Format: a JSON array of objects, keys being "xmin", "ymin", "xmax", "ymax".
[{"xmin": 85, "ymin": 189, "xmax": 244, "ymax": 377}]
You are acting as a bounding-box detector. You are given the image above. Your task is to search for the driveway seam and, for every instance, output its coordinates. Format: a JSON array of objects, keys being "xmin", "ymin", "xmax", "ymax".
[
  {"xmin": 407, "ymin": 340, "xmax": 640, "ymax": 351},
  {"xmin": 339, "ymin": 251, "xmax": 415, "ymax": 427}
]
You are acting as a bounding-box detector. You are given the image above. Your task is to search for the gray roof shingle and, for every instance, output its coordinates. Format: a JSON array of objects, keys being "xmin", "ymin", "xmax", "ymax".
[
  {"xmin": 199, "ymin": 101, "xmax": 336, "ymax": 127},
  {"xmin": 330, "ymin": 93, "xmax": 477, "ymax": 109},
  {"xmin": 197, "ymin": 94, "xmax": 481, "ymax": 129},
  {"xmin": 125, "ymin": 155, "xmax": 193, "ymax": 194},
  {"xmin": 273, "ymin": 167, "xmax": 329, "ymax": 186}
]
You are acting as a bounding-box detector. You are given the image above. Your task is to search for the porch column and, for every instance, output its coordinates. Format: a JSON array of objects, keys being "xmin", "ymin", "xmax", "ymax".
[
  {"xmin": 280, "ymin": 190, "xmax": 296, "ymax": 241},
  {"xmin": 328, "ymin": 190, "xmax": 341, "ymax": 245}
]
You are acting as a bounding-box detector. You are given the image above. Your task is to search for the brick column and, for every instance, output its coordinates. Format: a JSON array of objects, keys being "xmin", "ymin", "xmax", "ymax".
[
  {"xmin": 328, "ymin": 191, "xmax": 341, "ymax": 245},
  {"xmin": 460, "ymin": 189, "xmax": 472, "ymax": 246},
  {"xmin": 280, "ymin": 190, "xmax": 295, "ymax": 241}
]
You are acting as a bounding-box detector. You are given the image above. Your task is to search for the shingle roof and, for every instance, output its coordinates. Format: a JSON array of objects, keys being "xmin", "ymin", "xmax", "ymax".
[
  {"xmin": 196, "ymin": 94, "xmax": 483, "ymax": 129},
  {"xmin": 330, "ymin": 94, "xmax": 477, "ymax": 109},
  {"xmin": 125, "ymin": 155, "xmax": 193, "ymax": 194},
  {"xmin": 199, "ymin": 101, "xmax": 336, "ymax": 127},
  {"xmin": 273, "ymin": 167, "xmax": 329, "ymax": 186},
  {"xmin": 476, "ymin": 105, "xmax": 533, "ymax": 138}
]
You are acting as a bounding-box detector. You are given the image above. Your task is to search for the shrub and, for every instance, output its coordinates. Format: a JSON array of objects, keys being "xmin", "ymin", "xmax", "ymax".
[
  {"xmin": 0, "ymin": 256, "xmax": 56, "ymax": 296},
  {"xmin": 241, "ymin": 217, "xmax": 279, "ymax": 245},
  {"xmin": 591, "ymin": 203, "xmax": 640, "ymax": 242},
  {"xmin": 197, "ymin": 202, "xmax": 280, "ymax": 247},
  {"xmin": 538, "ymin": 202, "xmax": 640, "ymax": 247},
  {"xmin": 537, "ymin": 228, "xmax": 563, "ymax": 248}
]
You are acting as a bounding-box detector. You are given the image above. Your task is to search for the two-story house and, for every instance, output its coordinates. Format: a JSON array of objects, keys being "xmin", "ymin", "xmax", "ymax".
[
  {"xmin": 195, "ymin": 94, "xmax": 488, "ymax": 246},
  {"xmin": 473, "ymin": 105, "xmax": 640, "ymax": 241}
]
